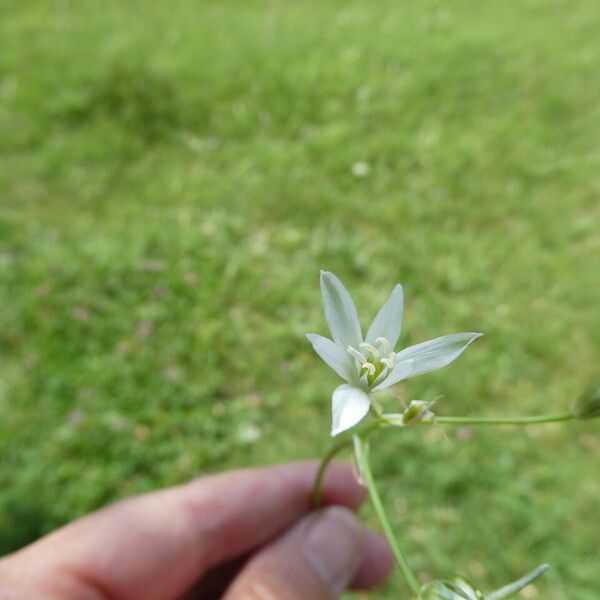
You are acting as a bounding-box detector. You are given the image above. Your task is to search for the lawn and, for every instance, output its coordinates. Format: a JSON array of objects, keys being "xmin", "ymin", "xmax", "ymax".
[{"xmin": 0, "ymin": 0, "xmax": 599, "ymax": 597}]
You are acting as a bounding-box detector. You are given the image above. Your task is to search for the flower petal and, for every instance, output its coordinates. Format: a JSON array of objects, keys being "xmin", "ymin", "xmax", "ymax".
[
  {"xmin": 371, "ymin": 359, "xmax": 415, "ymax": 391},
  {"xmin": 306, "ymin": 333, "xmax": 357, "ymax": 384},
  {"xmin": 365, "ymin": 284, "xmax": 404, "ymax": 349},
  {"xmin": 394, "ymin": 332, "xmax": 483, "ymax": 378},
  {"xmin": 320, "ymin": 271, "xmax": 362, "ymax": 349},
  {"xmin": 331, "ymin": 384, "xmax": 371, "ymax": 436}
]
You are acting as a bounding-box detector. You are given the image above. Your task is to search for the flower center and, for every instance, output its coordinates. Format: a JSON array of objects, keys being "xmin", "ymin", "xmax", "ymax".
[{"xmin": 347, "ymin": 337, "xmax": 396, "ymax": 387}]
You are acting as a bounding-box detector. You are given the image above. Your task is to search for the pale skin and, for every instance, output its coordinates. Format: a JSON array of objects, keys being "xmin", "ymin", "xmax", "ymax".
[{"xmin": 0, "ymin": 461, "xmax": 393, "ymax": 600}]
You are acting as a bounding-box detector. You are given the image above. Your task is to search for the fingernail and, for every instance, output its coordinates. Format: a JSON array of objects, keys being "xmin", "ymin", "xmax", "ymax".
[{"xmin": 301, "ymin": 506, "xmax": 364, "ymax": 593}]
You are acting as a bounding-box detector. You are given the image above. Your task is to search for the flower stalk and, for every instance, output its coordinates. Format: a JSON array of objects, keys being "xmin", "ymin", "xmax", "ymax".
[
  {"xmin": 354, "ymin": 435, "xmax": 421, "ymax": 595},
  {"xmin": 433, "ymin": 412, "xmax": 574, "ymax": 426},
  {"xmin": 311, "ymin": 438, "xmax": 352, "ymax": 508}
]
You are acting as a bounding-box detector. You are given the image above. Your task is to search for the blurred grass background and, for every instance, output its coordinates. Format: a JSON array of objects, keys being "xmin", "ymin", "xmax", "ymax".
[{"xmin": 0, "ymin": 0, "xmax": 599, "ymax": 597}]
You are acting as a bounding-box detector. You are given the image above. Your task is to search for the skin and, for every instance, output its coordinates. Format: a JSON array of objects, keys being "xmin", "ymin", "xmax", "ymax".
[{"xmin": 0, "ymin": 461, "xmax": 393, "ymax": 600}]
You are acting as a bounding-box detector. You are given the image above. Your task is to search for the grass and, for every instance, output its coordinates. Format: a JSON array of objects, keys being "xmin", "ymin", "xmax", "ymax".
[{"xmin": 0, "ymin": 0, "xmax": 599, "ymax": 597}]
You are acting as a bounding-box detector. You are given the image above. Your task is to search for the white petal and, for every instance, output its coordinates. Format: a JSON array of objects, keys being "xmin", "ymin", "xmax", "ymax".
[
  {"xmin": 371, "ymin": 359, "xmax": 415, "ymax": 391},
  {"xmin": 365, "ymin": 284, "xmax": 403, "ymax": 349},
  {"xmin": 306, "ymin": 333, "xmax": 357, "ymax": 384},
  {"xmin": 394, "ymin": 332, "xmax": 483, "ymax": 378},
  {"xmin": 331, "ymin": 384, "xmax": 371, "ymax": 436},
  {"xmin": 320, "ymin": 271, "xmax": 362, "ymax": 349}
]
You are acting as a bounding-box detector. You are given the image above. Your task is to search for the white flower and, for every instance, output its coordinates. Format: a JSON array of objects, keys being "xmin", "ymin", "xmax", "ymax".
[{"xmin": 307, "ymin": 271, "xmax": 483, "ymax": 436}]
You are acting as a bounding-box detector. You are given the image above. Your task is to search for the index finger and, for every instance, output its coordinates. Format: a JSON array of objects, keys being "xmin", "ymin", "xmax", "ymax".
[{"xmin": 3, "ymin": 460, "xmax": 365, "ymax": 600}]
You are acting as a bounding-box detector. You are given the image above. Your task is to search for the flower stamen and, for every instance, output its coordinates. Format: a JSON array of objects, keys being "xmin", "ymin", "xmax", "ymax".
[
  {"xmin": 381, "ymin": 354, "xmax": 396, "ymax": 369},
  {"xmin": 362, "ymin": 362, "xmax": 376, "ymax": 376},
  {"xmin": 347, "ymin": 346, "xmax": 367, "ymax": 363},
  {"xmin": 349, "ymin": 339, "xmax": 397, "ymax": 387},
  {"xmin": 359, "ymin": 342, "xmax": 380, "ymax": 359},
  {"xmin": 374, "ymin": 337, "xmax": 390, "ymax": 355}
]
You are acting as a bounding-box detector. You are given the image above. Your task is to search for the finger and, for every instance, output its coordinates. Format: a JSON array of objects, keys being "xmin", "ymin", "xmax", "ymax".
[
  {"xmin": 184, "ymin": 531, "xmax": 393, "ymax": 598},
  {"xmin": 182, "ymin": 533, "xmax": 393, "ymax": 598},
  {"xmin": 223, "ymin": 507, "xmax": 365, "ymax": 600},
  {"xmin": 350, "ymin": 531, "xmax": 394, "ymax": 590},
  {"xmin": 179, "ymin": 555, "xmax": 248, "ymax": 600},
  {"xmin": 1, "ymin": 461, "xmax": 365, "ymax": 600}
]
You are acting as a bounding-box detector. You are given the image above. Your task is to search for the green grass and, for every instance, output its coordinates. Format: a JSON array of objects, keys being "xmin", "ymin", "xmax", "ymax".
[{"xmin": 1, "ymin": 0, "xmax": 599, "ymax": 597}]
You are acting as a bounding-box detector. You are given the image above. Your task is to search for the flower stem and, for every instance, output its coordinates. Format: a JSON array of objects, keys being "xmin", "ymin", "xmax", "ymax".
[
  {"xmin": 311, "ymin": 439, "xmax": 352, "ymax": 508},
  {"xmin": 312, "ymin": 421, "xmax": 384, "ymax": 508},
  {"xmin": 354, "ymin": 435, "xmax": 421, "ymax": 595},
  {"xmin": 435, "ymin": 412, "xmax": 574, "ymax": 426}
]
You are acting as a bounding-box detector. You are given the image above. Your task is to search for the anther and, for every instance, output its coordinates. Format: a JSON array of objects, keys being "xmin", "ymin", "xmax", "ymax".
[
  {"xmin": 359, "ymin": 343, "xmax": 380, "ymax": 359},
  {"xmin": 347, "ymin": 346, "xmax": 367, "ymax": 363},
  {"xmin": 362, "ymin": 362, "xmax": 376, "ymax": 376}
]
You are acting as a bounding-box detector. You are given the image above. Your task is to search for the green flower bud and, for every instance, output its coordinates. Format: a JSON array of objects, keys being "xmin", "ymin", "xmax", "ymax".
[
  {"xmin": 402, "ymin": 400, "xmax": 435, "ymax": 425},
  {"xmin": 417, "ymin": 576, "xmax": 487, "ymax": 600},
  {"xmin": 571, "ymin": 381, "xmax": 600, "ymax": 420}
]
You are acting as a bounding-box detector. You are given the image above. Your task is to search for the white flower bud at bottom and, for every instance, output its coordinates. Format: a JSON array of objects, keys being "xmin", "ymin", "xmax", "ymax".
[{"xmin": 417, "ymin": 576, "xmax": 486, "ymax": 600}]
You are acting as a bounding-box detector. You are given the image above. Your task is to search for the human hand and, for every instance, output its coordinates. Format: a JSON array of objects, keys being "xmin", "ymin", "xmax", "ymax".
[{"xmin": 0, "ymin": 461, "xmax": 393, "ymax": 599}]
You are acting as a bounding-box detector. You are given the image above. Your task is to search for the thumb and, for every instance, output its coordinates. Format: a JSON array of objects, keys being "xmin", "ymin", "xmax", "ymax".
[{"xmin": 223, "ymin": 506, "xmax": 365, "ymax": 600}]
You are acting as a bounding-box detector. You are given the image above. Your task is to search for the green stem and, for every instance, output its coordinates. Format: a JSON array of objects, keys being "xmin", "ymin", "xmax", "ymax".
[
  {"xmin": 354, "ymin": 435, "xmax": 421, "ymax": 595},
  {"xmin": 435, "ymin": 412, "xmax": 574, "ymax": 426},
  {"xmin": 311, "ymin": 421, "xmax": 383, "ymax": 508},
  {"xmin": 311, "ymin": 439, "xmax": 352, "ymax": 508}
]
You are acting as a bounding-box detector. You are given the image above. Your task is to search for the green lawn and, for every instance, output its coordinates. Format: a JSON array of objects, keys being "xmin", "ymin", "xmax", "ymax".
[{"xmin": 1, "ymin": 0, "xmax": 599, "ymax": 597}]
